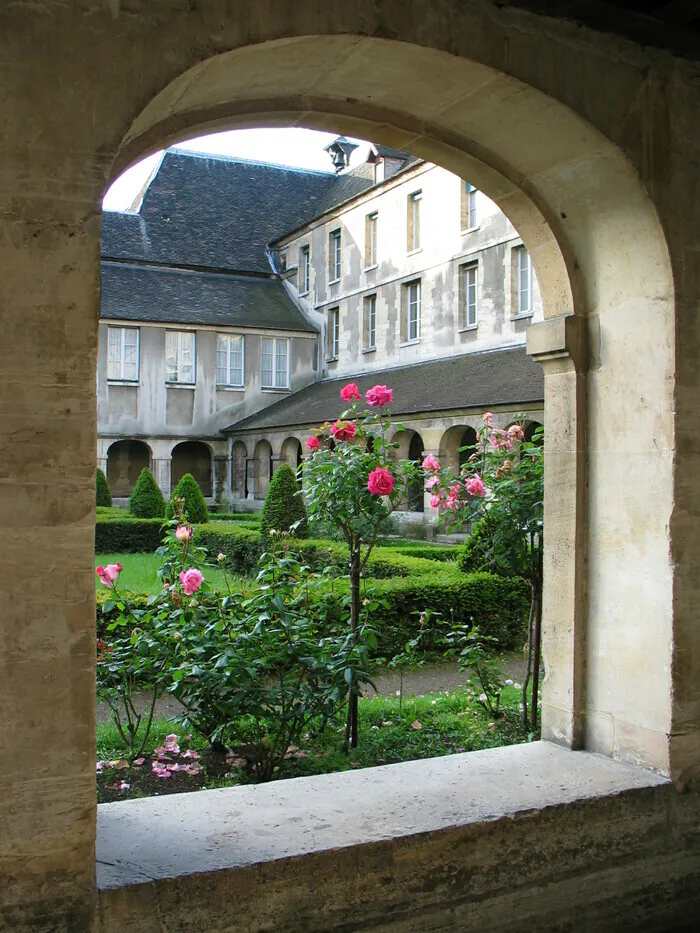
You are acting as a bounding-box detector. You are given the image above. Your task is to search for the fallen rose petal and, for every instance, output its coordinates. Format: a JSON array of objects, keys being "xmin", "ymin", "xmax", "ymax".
[
  {"xmin": 182, "ymin": 749, "xmax": 200, "ymax": 760},
  {"xmin": 114, "ymin": 759, "xmax": 129, "ymax": 770},
  {"xmin": 411, "ymin": 721, "xmax": 422, "ymax": 730},
  {"xmin": 96, "ymin": 761, "xmax": 104, "ymax": 772},
  {"xmin": 132, "ymin": 757, "xmax": 145, "ymax": 767}
]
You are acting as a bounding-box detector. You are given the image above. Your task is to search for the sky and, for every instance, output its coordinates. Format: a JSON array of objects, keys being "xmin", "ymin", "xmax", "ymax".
[{"xmin": 103, "ymin": 128, "xmax": 370, "ymax": 212}]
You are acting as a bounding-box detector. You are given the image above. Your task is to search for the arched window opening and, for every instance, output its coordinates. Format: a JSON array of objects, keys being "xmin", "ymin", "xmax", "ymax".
[
  {"xmin": 106, "ymin": 439, "xmax": 150, "ymax": 497},
  {"xmin": 171, "ymin": 441, "xmax": 212, "ymax": 496}
]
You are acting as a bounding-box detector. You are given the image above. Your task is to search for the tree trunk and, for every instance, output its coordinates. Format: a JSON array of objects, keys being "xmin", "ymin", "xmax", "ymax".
[
  {"xmin": 344, "ymin": 543, "xmax": 361, "ymax": 751},
  {"xmin": 530, "ymin": 566, "xmax": 543, "ymax": 734}
]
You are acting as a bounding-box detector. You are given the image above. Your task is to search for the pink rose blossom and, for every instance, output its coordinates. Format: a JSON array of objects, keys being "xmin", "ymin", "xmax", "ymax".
[
  {"xmin": 340, "ymin": 382, "xmax": 362, "ymax": 402},
  {"xmin": 508, "ymin": 424, "xmax": 525, "ymax": 441},
  {"xmin": 465, "ymin": 473, "xmax": 487, "ymax": 497},
  {"xmin": 179, "ymin": 568, "xmax": 204, "ymax": 596},
  {"xmin": 429, "ymin": 494, "xmax": 442, "ymax": 509},
  {"xmin": 330, "ymin": 420, "xmax": 357, "ymax": 442},
  {"xmin": 175, "ymin": 525, "xmax": 194, "ymax": 542},
  {"xmin": 425, "ymin": 475, "xmax": 440, "ymax": 490},
  {"xmin": 422, "ymin": 453, "xmax": 440, "ymax": 472},
  {"xmin": 96, "ymin": 563, "xmax": 122, "ymax": 588},
  {"xmin": 483, "ymin": 412, "xmax": 494, "ymax": 425},
  {"xmin": 367, "ymin": 467, "xmax": 395, "ymax": 496},
  {"xmin": 306, "ymin": 436, "xmax": 320, "ymax": 451},
  {"xmin": 489, "ymin": 429, "xmax": 512, "ymax": 451},
  {"xmin": 365, "ymin": 384, "xmax": 393, "ymax": 407}
]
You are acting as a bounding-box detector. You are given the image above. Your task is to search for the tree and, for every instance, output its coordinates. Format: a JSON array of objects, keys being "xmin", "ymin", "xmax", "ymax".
[
  {"xmin": 260, "ymin": 463, "xmax": 309, "ymax": 538},
  {"xmin": 302, "ymin": 382, "xmax": 421, "ymax": 749},
  {"xmin": 427, "ymin": 415, "xmax": 544, "ymax": 732},
  {"xmin": 129, "ymin": 467, "xmax": 166, "ymax": 518},
  {"xmin": 96, "ymin": 468, "xmax": 112, "ymax": 507},
  {"xmin": 166, "ymin": 472, "xmax": 209, "ymax": 524}
]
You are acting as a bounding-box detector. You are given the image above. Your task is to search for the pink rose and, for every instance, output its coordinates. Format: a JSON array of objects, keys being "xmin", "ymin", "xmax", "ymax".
[
  {"xmin": 96, "ymin": 563, "xmax": 122, "ymax": 588},
  {"xmin": 425, "ymin": 475, "xmax": 439, "ymax": 490},
  {"xmin": 179, "ymin": 567, "xmax": 204, "ymax": 596},
  {"xmin": 340, "ymin": 382, "xmax": 362, "ymax": 402},
  {"xmin": 466, "ymin": 473, "xmax": 486, "ymax": 497},
  {"xmin": 367, "ymin": 467, "xmax": 395, "ymax": 496},
  {"xmin": 306, "ymin": 436, "xmax": 320, "ymax": 451},
  {"xmin": 429, "ymin": 494, "xmax": 442, "ymax": 509},
  {"xmin": 483, "ymin": 412, "xmax": 493, "ymax": 425},
  {"xmin": 365, "ymin": 384, "xmax": 393, "ymax": 407},
  {"xmin": 330, "ymin": 420, "xmax": 357, "ymax": 442},
  {"xmin": 508, "ymin": 424, "xmax": 525, "ymax": 441},
  {"xmin": 489, "ymin": 429, "xmax": 512, "ymax": 451},
  {"xmin": 422, "ymin": 453, "xmax": 440, "ymax": 472},
  {"xmin": 175, "ymin": 525, "xmax": 193, "ymax": 542}
]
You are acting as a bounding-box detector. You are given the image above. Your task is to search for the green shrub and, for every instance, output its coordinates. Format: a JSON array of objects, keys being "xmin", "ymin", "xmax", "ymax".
[
  {"xmin": 96, "ymin": 469, "xmax": 112, "ymax": 507},
  {"xmin": 95, "ymin": 517, "xmax": 164, "ymax": 553},
  {"xmin": 96, "ymin": 506, "xmax": 132, "ymax": 520},
  {"xmin": 457, "ymin": 516, "xmax": 502, "ymax": 575},
  {"xmin": 260, "ymin": 464, "xmax": 308, "ymax": 538},
  {"xmin": 166, "ymin": 472, "xmax": 209, "ymax": 524},
  {"xmin": 196, "ymin": 523, "xmax": 263, "ymax": 575},
  {"xmin": 375, "ymin": 544, "xmax": 457, "ymax": 562},
  {"xmin": 129, "ymin": 468, "xmax": 166, "ymax": 518},
  {"xmin": 209, "ymin": 513, "xmax": 261, "ymax": 523}
]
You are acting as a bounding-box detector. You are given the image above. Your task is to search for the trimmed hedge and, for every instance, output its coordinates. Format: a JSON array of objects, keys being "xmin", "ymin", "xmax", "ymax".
[
  {"xmin": 167, "ymin": 472, "xmax": 209, "ymax": 524},
  {"xmin": 209, "ymin": 513, "xmax": 261, "ymax": 523},
  {"xmin": 96, "ymin": 469, "xmax": 112, "ymax": 507},
  {"xmin": 95, "ymin": 517, "xmax": 163, "ymax": 553},
  {"xmin": 130, "ymin": 468, "xmax": 166, "ymax": 518},
  {"xmin": 261, "ymin": 464, "xmax": 309, "ymax": 539},
  {"xmin": 377, "ymin": 545, "xmax": 457, "ymax": 562}
]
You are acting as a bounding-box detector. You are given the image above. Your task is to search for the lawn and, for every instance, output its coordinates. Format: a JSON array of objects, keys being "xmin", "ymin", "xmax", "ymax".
[
  {"xmin": 96, "ymin": 684, "xmax": 531, "ymax": 802},
  {"xmin": 95, "ymin": 552, "xmax": 237, "ymax": 594}
]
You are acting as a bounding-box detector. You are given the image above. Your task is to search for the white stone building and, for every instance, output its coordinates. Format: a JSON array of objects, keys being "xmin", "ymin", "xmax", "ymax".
[{"xmin": 98, "ymin": 140, "xmax": 544, "ymax": 516}]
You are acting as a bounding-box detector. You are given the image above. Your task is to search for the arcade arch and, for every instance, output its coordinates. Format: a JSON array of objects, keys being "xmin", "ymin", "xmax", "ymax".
[
  {"xmin": 106, "ymin": 439, "xmax": 151, "ymax": 497},
  {"xmin": 171, "ymin": 441, "xmax": 213, "ymax": 497}
]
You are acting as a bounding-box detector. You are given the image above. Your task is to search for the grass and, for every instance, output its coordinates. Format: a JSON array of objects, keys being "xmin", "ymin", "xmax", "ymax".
[
  {"xmin": 95, "ymin": 552, "xmax": 238, "ymax": 594},
  {"xmin": 96, "ymin": 683, "xmax": 533, "ymax": 802}
]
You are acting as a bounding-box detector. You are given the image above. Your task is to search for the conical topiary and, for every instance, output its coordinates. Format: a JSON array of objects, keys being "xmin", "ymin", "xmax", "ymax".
[
  {"xmin": 129, "ymin": 467, "xmax": 166, "ymax": 518},
  {"xmin": 166, "ymin": 472, "xmax": 209, "ymax": 524},
  {"xmin": 96, "ymin": 468, "xmax": 112, "ymax": 508},
  {"xmin": 261, "ymin": 464, "xmax": 308, "ymax": 539}
]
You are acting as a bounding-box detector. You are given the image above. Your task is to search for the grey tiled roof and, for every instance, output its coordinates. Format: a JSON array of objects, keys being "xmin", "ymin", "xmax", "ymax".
[
  {"xmin": 102, "ymin": 150, "xmax": 341, "ymax": 274},
  {"xmin": 101, "ymin": 262, "xmax": 316, "ymax": 332},
  {"xmin": 223, "ymin": 347, "xmax": 543, "ymax": 433}
]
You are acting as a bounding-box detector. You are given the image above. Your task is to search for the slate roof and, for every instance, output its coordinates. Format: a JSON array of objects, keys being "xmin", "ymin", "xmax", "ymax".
[
  {"xmin": 100, "ymin": 262, "xmax": 316, "ymax": 332},
  {"xmin": 223, "ymin": 347, "xmax": 543, "ymax": 433}
]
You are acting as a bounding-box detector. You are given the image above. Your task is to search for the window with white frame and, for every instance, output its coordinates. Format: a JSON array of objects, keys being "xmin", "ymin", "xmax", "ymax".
[
  {"xmin": 327, "ymin": 307, "xmax": 340, "ymax": 360},
  {"xmin": 462, "ymin": 182, "xmax": 478, "ymax": 230},
  {"xmin": 165, "ymin": 330, "xmax": 195, "ymax": 384},
  {"xmin": 299, "ymin": 244, "xmax": 310, "ymax": 294},
  {"xmin": 460, "ymin": 262, "xmax": 478, "ymax": 328},
  {"xmin": 261, "ymin": 337, "xmax": 290, "ymax": 389},
  {"xmin": 402, "ymin": 280, "xmax": 421, "ymax": 342},
  {"xmin": 407, "ymin": 191, "xmax": 422, "ymax": 252},
  {"xmin": 329, "ymin": 229, "xmax": 341, "ymax": 282},
  {"xmin": 365, "ymin": 212, "xmax": 378, "ymax": 268},
  {"xmin": 363, "ymin": 294, "xmax": 377, "ymax": 351},
  {"xmin": 107, "ymin": 326, "xmax": 139, "ymax": 381},
  {"xmin": 515, "ymin": 246, "xmax": 534, "ymax": 316},
  {"xmin": 216, "ymin": 334, "xmax": 244, "ymax": 387}
]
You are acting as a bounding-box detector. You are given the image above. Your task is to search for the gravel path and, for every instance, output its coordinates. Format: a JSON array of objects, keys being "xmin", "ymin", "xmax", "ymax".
[{"xmin": 96, "ymin": 656, "xmax": 532, "ymax": 724}]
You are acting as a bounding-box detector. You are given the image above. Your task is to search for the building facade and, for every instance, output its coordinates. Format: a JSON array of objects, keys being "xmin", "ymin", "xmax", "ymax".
[{"xmin": 99, "ymin": 141, "xmax": 544, "ymax": 516}]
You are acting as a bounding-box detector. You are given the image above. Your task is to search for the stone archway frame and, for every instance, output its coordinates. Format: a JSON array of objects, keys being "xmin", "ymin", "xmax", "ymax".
[{"xmin": 107, "ymin": 36, "xmax": 677, "ymax": 774}]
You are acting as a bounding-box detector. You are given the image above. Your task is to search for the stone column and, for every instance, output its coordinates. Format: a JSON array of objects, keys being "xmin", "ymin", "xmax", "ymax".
[
  {"xmin": 527, "ymin": 315, "xmax": 587, "ymax": 749},
  {"xmin": 421, "ymin": 447, "xmax": 441, "ymax": 520},
  {"xmin": 213, "ymin": 455, "xmax": 229, "ymax": 503},
  {"xmin": 152, "ymin": 457, "xmax": 171, "ymax": 499}
]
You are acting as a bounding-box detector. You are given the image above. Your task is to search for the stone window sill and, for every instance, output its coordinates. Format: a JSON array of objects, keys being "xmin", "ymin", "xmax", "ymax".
[
  {"xmin": 165, "ymin": 382, "xmax": 196, "ymax": 389},
  {"xmin": 459, "ymin": 325, "xmax": 478, "ymax": 333},
  {"xmin": 216, "ymin": 385, "xmax": 245, "ymax": 392},
  {"xmin": 96, "ymin": 742, "xmax": 667, "ymax": 896},
  {"xmin": 261, "ymin": 387, "xmax": 290, "ymax": 393},
  {"xmin": 362, "ymin": 346, "xmax": 376, "ymax": 354},
  {"xmin": 106, "ymin": 380, "xmax": 139, "ymax": 386},
  {"xmin": 399, "ymin": 338, "xmax": 421, "ymax": 347},
  {"xmin": 512, "ymin": 312, "xmax": 533, "ymax": 321},
  {"xmin": 406, "ymin": 247, "xmax": 422, "ymax": 256}
]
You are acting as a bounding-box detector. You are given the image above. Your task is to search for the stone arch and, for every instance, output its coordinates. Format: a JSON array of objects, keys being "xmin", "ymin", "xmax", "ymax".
[
  {"xmin": 171, "ymin": 441, "xmax": 212, "ymax": 497},
  {"xmin": 106, "ymin": 439, "xmax": 151, "ymax": 497},
  {"xmin": 104, "ymin": 33, "xmax": 678, "ymax": 773},
  {"xmin": 524, "ymin": 421, "xmax": 544, "ymax": 445},
  {"xmin": 281, "ymin": 436, "xmax": 303, "ymax": 475},
  {"xmin": 253, "ymin": 439, "xmax": 273, "ymax": 500},
  {"xmin": 439, "ymin": 424, "xmax": 479, "ymax": 475},
  {"xmin": 231, "ymin": 440, "xmax": 248, "ymax": 500}
]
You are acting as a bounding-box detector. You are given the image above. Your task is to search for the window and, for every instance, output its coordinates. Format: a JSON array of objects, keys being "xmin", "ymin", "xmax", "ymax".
[
  {"xmin": 461, "ymin": 182, "xmax": 478, "ymax": 230},
  {"xmin": 216, "ymin": 334, "xmax": 244, "ymax": 387},
  {"xmin": 165, "ymin": 330, "xmax": 195, "ymax": 384},
  {"xmin": 407, "ymin": 191, "xmax": 422, "ymax": 252},
  {"xmin": 328, "ymin": 307, "xmax": 340, "ymax": 360},
  {"xmin": 402, "ymin": 280, "xmax": 421, "ymax": 343},
  {"xmin": 515, "ymin": 247, "xmax": 533, "ymax": 315},
  {"xmin": 299, "ymin": 245, "xmax": 310, "ymax": 294},
  {"xmin": 363, "ymin": 294, "xmax": 377, "ymax": 351},
  {"xmin": 261, "ymin": 337, "xmax": 290, "ymax": 389},
  {"xmin": 328, "ymin": 229, "xmax": 341, "ymax": 282},
  {"xmin": 107, "ymin": 326, "xmax": 139, "ymax": 381},
  {"xmin": 365, "ymin": 212, "xmax": 378, "ymax": 268},
  {"xmin": 460, "ymin": 262, "xmax": 478, "ymax": 328}
]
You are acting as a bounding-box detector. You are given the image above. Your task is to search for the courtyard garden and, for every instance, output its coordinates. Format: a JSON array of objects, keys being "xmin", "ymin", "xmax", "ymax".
[{"xmin": 95, "ymin": 384, "xmax": 543, "ymax": 803}]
